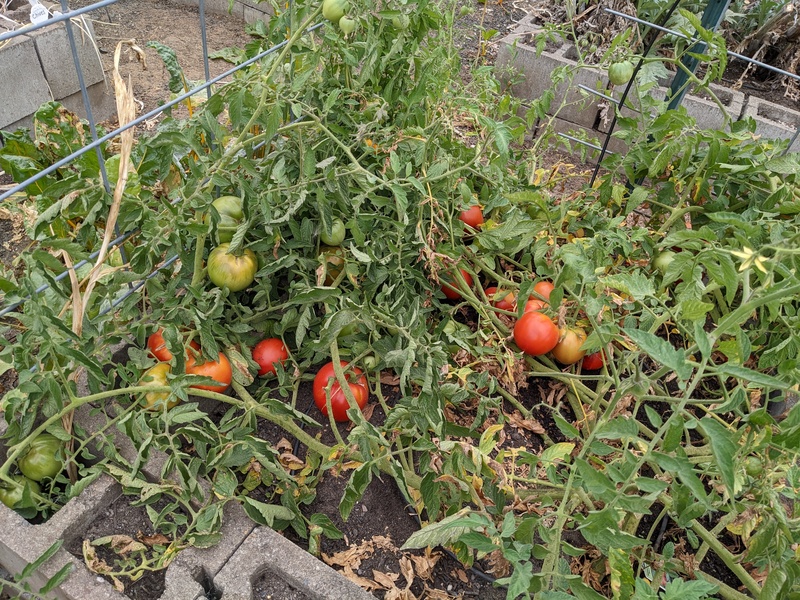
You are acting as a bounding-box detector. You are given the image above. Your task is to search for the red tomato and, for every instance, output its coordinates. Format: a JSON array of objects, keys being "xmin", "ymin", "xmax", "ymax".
[
  {"xmin": 533, "ymin": 280, "xmax": 554, "ymax": 302},
  {"xmin": 513, "ymin": 311, "xmax": 559, "ymax": 356},
  {"xmin": 459, "ymin": 205, "xmax": 484, "ymax": 229},
  {"xmin": 147, "ymin": 329, "xmax": 199, "ymax": 362},
  {"xmin": 485, "ymin": 286, "xmax": 516, "ymax": 311},
  {"xmin": 551, "ymin": 327, "xmax": 587, "ymax": 365},
  {"xmin": 313, "ymin": 361, "xmax": 369, "ymax": 422},
  {"xmin": 441, "ymin": 268, "xmax": 473, "ymax": 300},
  {"xmin": 523, "ymin": 298, "xmax": 546, "ymax": 313},
  {"xmin": 252, "ymin": 338, "xmax": 289, "ymax": 376},
  {"xmin": 186, "ymin": 351, "xmax": 232, "ymax": 393},
  {"xmin": 582, "ymin": 351, "xmax": 605, "ymax": 371}
]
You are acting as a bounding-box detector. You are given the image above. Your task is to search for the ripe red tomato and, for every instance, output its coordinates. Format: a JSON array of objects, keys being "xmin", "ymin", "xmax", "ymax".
[
  {"xmin": 147, "ymin": 329, "xmax": 200, "ymax": 362},
  {"xmin": 313, "ymin": 361, "xmax": 369, "ymax": 422},
  {"xmin": 459, "ymin": 205, "xmax": 484, "ymax": 229},
  {"xmin": 441, "ymin": 268, "xmax": 473, "ymax": 300},
  {"xmin": 513, "ymin": 311, "xmax": 559, "ymax": 356},
  {"xmin": 533, "ymin": 280, "xmax": 554, "ymax": 302},
  {"xmin": 523, "ymin": 298, "xmax": 546, "ymax": 312},
  {"xmin": 186, "ymin": 351, "xmax": 232, "ymax": 393},
  {"xmin": 485, "ymin": 286, "xmax": 515, "ymax": 311},
  {"xmin": 252, "ymin": 338, "xmax": 289, "ymax": 376},
  {"xmin": 582, "ymin": 351, "xmax": 605, "ymax": 371},
  {"xmin": 551, "ymin": 327, "xmax": 587, "ymax": 365}
]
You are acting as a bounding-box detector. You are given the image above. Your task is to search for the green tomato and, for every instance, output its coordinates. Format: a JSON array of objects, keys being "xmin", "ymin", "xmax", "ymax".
[
  {"xmin": 338, "ymin": 16, "xmax": 356, "ymax": 34},
  {"xmin": 320, "ymin": 218, "xmax": 346, "ymax": 246},
  {"xmin": 608, "ymin": 60, "xmax": 634, "ymax": 86},
  {"xmin": 0, "ymin": 475, "xmax": 40, "ymax": 509},
  {"xmin": 104, "ymin": 155, "xmax": 141, "ymax": 197},
  {"xmin": 205, "ymin": 196, "xmax": 245, "ymax": 244},
  {"xmin": 391, "ymin": 14, "xmax": 410, "ymax": 29},
  {"xmin": 322, "ymin": 0, "xmax": 348, "ymax": 23},
  {"xmin": 744, "ymin": 456, "xmax": 764, "ymax": 477},
  {"xmin": 207, "ymin": 243, "xmax": 258, "ymax": 292},
  {"xmin": 653, "ymin": 250, "xmax": 676, "ymax": 275},
  {"xmin": 17, "ymin": 434, "xmax": 64, "ymax": 482},
  {"xmin": 362, "ymin": 355, "xmax": 377, "ymax": 370}
]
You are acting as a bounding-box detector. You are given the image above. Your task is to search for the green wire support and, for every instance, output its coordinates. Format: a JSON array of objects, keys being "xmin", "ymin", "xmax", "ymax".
[{"xmin": 666, "ymin": 0, "xmax": 731, "ymax": 111}]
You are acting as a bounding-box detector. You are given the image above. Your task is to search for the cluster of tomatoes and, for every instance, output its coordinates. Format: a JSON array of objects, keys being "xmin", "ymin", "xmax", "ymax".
[
  {"xmin": 448, "ymin": 205, "xmax": 605, "ymax": 371},
  {"xmin": 140, "ymin": 329, "xmax": 234, "ymax": 409},
  {"xmin": 204, "ymin": 196, "xmax": 258, "ymax": 292}
]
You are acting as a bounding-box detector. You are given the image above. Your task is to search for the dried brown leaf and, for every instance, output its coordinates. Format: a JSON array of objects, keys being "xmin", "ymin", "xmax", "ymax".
[
  {"xmin": 399, "ymin": 555, "xmax": 415, "ymax": 588},
  {"xmin": 137, "ymin": 532, "xmax": 170, "ymax": 547},
  {"xmin": 372, "ymin": 569, "xmax": 399, "ymax": 589},
  {"xmin": 342, "ymin": 564, "xmax": 380, "ymax": 591}
]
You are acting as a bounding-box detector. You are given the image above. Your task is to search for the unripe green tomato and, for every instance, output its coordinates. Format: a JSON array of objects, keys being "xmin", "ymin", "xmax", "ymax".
[
  {"xmin": 744, "ymin": 456, "xmax": 764, "ymax": 477},
  {"xmin": 392, "ymin": 14, "xmax": 410, "ymax": 29},
  {"xmin": 322, "ymin": 0, "xmax": 348, "ymax": 23},
  {"xmin": 608, "ymin": 60, "xmax": 634, "ymax": 86},
  {"xmin": 17, "ymin": 434, "xmax": 64, "ymax": 482},
  {"xmin": 653, "ymin": 251, "xmax": 676, "ymax": 275},
  {"xmin": 338, "ymin": 16, "xmax": 356, "ymax": 34},
  {"xmin": 320, "ymin": 218, "xmax": 346, "ymax": 246},
  {"xmin": 0, "ymin": 475, "xmax": 40, "ymax": 509},
  {"xmin": 205, "ymin": 196, "xmax": 245, "ymax": 244},
  {"xmin": 362, "ymin": 355, "xmax": 377, "ymax": 370},
  {"xmin": 207, "ymin": 243, "xmax": 258, "ymax": 292}
]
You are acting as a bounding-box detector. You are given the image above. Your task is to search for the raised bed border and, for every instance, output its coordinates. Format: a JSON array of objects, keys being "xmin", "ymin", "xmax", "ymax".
[{"xmin": 496, "ymin": 15, "xmax": 800, "ymax": 155}]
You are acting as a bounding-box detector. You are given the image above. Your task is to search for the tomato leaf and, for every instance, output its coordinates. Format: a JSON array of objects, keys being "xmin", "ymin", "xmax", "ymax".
[
  {"xmin": 698, "ymin": 417, "xmax": 736, "ymax": 496},
  {"xmin": 240, "ymin": 497, "xmax": 294, "ymax": 527},
  {"xmin": 624, "ymin": 328, "xmax": 694, "ymax": 381}
]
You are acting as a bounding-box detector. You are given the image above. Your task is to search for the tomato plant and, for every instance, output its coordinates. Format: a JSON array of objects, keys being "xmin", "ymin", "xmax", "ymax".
[
  {"xmin": 186, "ymin": 351, "xmax": 232, "ymax": 393},
  {"xmin": 459, "ymin": 205, "xmax": 484, "ymax": 230},
  {"xmin": 441, "ymin": 268, "xmax": 473, "ymax": 300},
  {"xmin": 313, "ymin": 361, "xmax": 369, "ymax": 422},
  {"xmin": 485, "ymin": 286, "xmax": 515, "ymax": 311},
  {"xmin": 513, "ymin": 311, "xmax": 559, "ymax": 356},
  {"xmin": 204, "ymin": 195, "xmax": 244, "ymax": 244},
  {"xmin": 320, "ymin": 218, "xmax": 346, "ymax": 246},
  {"xmin": 582, "ymin": 351, "xmax": 605, "ymax": 371},
  {"xmin": 252, "ymin": 338, "xmax": 289, "ymax": 376},
  {"xmin": 17, "ymin": 433, "xmax": 64, "ymax": 482},
  {"xmin": 551, "ymin": 327, "xmax": 587, "ymax": 365},
  {"xmin": 147, "ymin": 329, "xmax": 199, "ymax": 362},
  {"xmin": 207, "ymin": 243, "xmax": 258, "ymax": 292},
  {"xmin": 139, "ymin": 362, "xmax": 178, "ymax": 410}
]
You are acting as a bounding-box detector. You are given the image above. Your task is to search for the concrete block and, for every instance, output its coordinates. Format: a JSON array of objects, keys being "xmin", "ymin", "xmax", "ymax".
[
  {"xmin": 34, "ymin": 20, "xmax": 105, "ymax": 100},
  {"xmin": 56, "ymin": 81, "xmax": 117, "ymax": 127},
  {"xmin": 0, "ymin": 36, "xmax": 51, "ymax": 130},
  {"xmin": 215, "ymin": 526, "xmax": 375, "ymax": 600},
  {"xmin": 497, "ymin": 25, "xmax": 605, "ymax": 129},
  {"xmin": 0, "ymin": 474, "xmax": 125, "ymax": 600},
  {"xmin": 241, "ymin": 1, "xmax": 273, "ymax": 25},
  {"xmin": 743, "ymin": 95, "xmax": 800, "ymax": 152}
]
